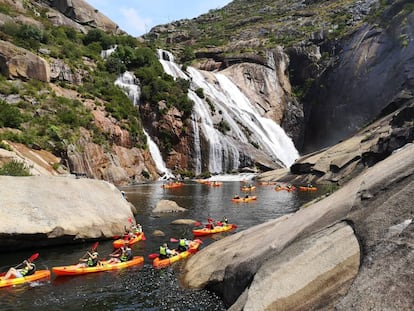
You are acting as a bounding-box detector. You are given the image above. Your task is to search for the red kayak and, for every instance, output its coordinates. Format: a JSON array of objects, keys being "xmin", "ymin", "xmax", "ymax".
[
  {"xmin": 192, "ymin": 224, "xmax": 237, "ymax": 236},
  {"xmin": 52, "ymin": 256, "xmax": 144, "ymax": 276},
  {"xmin": 113, "ymin": 232, "xmax": 145, "ymax": 248}
]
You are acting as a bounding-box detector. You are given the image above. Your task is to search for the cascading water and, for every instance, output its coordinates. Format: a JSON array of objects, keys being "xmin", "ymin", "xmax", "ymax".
[
  {"xmin": 114, "ymin": 71, "xmax": 174, "ymax": 179},
  {"xmin": 157, "ymin": 49, "xmax": 299, "ymax": 175}
]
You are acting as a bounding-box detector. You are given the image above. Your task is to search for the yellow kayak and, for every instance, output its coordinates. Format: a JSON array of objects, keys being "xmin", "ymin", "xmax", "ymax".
[
  {"xmin": 0, "ymin": 270, "xmax": 50, "ymax": 288},
  {"xmin": 52, "ymin": 256, "xmax": 144, "ymax": 276}
]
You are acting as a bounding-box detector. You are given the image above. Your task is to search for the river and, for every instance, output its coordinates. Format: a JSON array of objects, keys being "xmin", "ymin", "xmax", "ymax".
[{"xmin": 0, "ymin": 180, "xmax": 323, "ymax": 310}]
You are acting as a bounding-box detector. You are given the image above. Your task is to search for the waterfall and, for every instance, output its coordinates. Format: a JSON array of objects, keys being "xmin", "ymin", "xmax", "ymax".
[
  {"xmin": 100, "ymin": 45, "xmax": 117, "ymax": 59},
  {"xmin": 114, "ymin": 72, "xmax": 174, "ymax": 179},
  {"xmin": 157, "ymin": 49, "xmax": 299, "ymax": 172}
]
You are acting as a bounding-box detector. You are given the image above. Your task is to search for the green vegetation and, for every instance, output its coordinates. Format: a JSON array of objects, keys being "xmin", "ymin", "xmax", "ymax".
[
  {"xmin": 0, "ymin": 6, "xmax": 198, "ymax": 161},
  {"xmin": 0, "ymin": 160, "xmax": 31, "ymax": 176}
]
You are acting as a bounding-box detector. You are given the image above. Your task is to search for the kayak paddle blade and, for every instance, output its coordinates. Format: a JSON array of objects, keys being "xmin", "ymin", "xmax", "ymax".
[
  {"xmin": 28, "ymin": 253, "xmax": 39, "ymax": 262},
  {"xmin": 148, "ymin": 253, "xmax": 159, "ymax": 259}
]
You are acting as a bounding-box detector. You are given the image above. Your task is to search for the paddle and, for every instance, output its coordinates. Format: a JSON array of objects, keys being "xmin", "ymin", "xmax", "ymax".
[
  {"xmin": 148, "ymin": 253, "xmax": 159, "ymax": 259},
  {"xmin": 170, "ymin": 238, "xmax": 179, "ymax": 243},
  {"xmin": 194, "ymin": 221, "xmax": 201, "ymax": 227},
  {"xmin": 13, "ymin": 253, "xmax": 39, "ymax": 269},
  {"xmin": 81, "ymin": 242, "xmax": 99, "ymax": 259}
]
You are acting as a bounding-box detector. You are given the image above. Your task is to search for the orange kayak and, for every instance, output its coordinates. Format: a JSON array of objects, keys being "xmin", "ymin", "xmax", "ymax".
[
  {"xmin": 152, "ymin": 239, "xmax": 201, "ymax": 268},
  {"xmin": 113, "ymin": 232, "xmax": 145, "ymax": 248},
  {"xmin": 232, "ymin": 196, "xmax": 257, "ymax": 203},
  {"xmin": 299, "ymin": 186, "xmax": 317, "ymax": 191},
  {"xmin": 0, "ymin": 270, "xmax": 50, "ymax": 288},
  {"xmin": 275, "ymin": 186, "xmax": 296, "ymax": 192},
  {"xmin": 241, "ymin": 186, "xmax": 256, "ymax": 191},
  {"xmin": 161, "ymin": 182, "xmax": 184, "ymax": 189},
  {"xmin": 52, "ymin": 256, "xmax": 144, "ymax": 276},
  {"xmin": 192, "ymin": 224, "xmax": 237, "ymax": 236}
]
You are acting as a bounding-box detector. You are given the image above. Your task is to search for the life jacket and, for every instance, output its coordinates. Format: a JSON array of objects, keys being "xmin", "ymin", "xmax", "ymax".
[
  {"xmin": 159, "ymin": 246, "xmax": 167, "ymax": 256},
  {"xmin": 179, "ymin": 239, "xmax": 186, "ymax": 247},
  {"xmin": 21, "ymin": 263, "xmax": 35, "ymax": 276},
  {"xmin": 87, "ymin": 256, "xmax": 98, "ymax": 267},
  {"xmin": 121, "ymin": 249, "xmax": 132, "ymax": 261}
]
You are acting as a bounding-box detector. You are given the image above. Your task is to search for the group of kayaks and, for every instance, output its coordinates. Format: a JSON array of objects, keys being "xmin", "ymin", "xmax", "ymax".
[{"xmin": 1, "ymin": 217, "xmax": 238, "ymax": 288}]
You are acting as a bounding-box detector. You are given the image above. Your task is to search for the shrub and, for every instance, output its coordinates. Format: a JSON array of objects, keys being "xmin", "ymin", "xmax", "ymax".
[
  {"xmin": 0, "ymin": 160, "xmax": 31, "ymax": 176},
  {"xmin": 0, "ymin": 100, "xmax": 23, "ymax": 128}
]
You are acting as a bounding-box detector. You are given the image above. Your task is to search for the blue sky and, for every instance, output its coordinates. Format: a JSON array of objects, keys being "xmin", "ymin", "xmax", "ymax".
[{"xmin": 86, "ymin": 0, "xmax": 233, "ymax": 37}]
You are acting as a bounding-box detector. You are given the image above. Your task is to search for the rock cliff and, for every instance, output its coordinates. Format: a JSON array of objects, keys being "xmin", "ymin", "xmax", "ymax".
[{"xmin": 302, "ymin": 0, "xmax": 414, "ymax": 152}]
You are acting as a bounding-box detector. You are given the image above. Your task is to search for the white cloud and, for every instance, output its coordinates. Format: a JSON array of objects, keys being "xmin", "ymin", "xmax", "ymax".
[{"xmin": 119, "ymin": 7, "xmax": 152, "ymax": 36}]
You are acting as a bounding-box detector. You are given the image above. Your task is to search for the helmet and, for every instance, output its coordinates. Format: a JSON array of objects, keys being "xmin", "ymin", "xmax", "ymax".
[
  {"xmin": 163, "ymin": 243, "xmax": 167, "ymax": 247},
  {"xmin": 92, "ymin": 252, "xmax": 98, "ymax": 256}
]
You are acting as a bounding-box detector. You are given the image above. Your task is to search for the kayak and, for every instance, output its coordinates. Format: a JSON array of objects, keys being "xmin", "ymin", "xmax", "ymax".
[
  {"xmin": 299, "ymin": 186, "xmax": 317, "ymax": 191},
  {"xmin": 192, "ymin": 224, "xmax": 237, "ymax": 236},
  {"xmin": 208, "ymin": 181, "xmax": 223, "ymax": 187},
  {"xmin": 161, "ymin": 182, "xmax": 184, "ymax": 189},
  {"xmin": 52, "ymin": 256, "xmax": 144, "ymax": 276},
  {"xmin": 0, "ymin": 270, "xmax": 50, "ymax": 288},
  {"xmin": 241, "ymin": 186, "xmax": 256, "ymax": 191},
  {"xmin": 232, "ymin": 196, "xmax": 257, "ymax": 203},
  {"xmin": 113, "ymin": 232, "xmax": 145, "ymax": 248},
  {"xmin": 152, "ymin": 239, "xmax": 201, "ymax": 268},
  {"xmin": 275, "ymin": 186, "xmax": 296, "ymax": 192}
]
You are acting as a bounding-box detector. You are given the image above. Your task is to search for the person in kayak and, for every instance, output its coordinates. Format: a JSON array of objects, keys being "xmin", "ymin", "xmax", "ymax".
[
  {"xmin": 177, "ymin": 238, "xmax": 189, "ymax": 252},
  {"xmin": 4, "ymin": 260, "xmax": 36, "ymax": 280},
  {"xmin": 77, "ymin": 251, "xmax": 99, "ymax": 267},
  {"xmin": 108, "ymin": 246, "xmax": 133, "ymax": 264},
  {"xmin": 159, "ymin": 243, "xmax": 176, "ymax": 259},
  {"xmin": 221, "ymin": 216, "xmax": 228, "ymax": 226}
]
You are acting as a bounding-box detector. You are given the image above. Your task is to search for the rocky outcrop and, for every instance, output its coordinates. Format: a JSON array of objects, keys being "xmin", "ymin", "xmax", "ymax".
[
  {"xmin": 152, "ymin": 199, "xmax": 187, "ymax": 213},
  {"xmin": 0, "ymin": 141, "xmax": 66, "ymax": 176},
  {"xmin": 181, "ymin": 142, "xmax": 414, "ymax": 309},
  {"xmin": 51, "ymin": 0, "xmax": 120, "ymax": 34},
  {"xmin": 0, "ymin": 175, "xmax": 136, "ymax": 251},
  {"xmin": 0, "ymin": 40, "xmax": 50, "ymax": 82},
  {"xmin": 239, "ymin": 223, "xmax": 360, "ymax": 311},
  {"xmin": 66, "ymin": 127, "xmax": 158, "ymax": 186},
  {"xmin": 259, "ymin": 99, "xmax": 414, "ymax": 185}
]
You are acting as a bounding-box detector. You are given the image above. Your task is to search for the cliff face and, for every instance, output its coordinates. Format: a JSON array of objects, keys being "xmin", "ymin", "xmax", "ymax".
[{"xmin": 302, "ymin": 0, "xmax": 414, "ymax": 152}]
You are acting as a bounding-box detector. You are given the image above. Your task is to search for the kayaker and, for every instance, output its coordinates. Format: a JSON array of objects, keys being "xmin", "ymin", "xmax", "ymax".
[
  {"xmin": 4, "ymin": 260, "xmax": 36, "ymax": 280},
  {"xmin": 131, "ymin": 223, "xmax": 142, "ymax": 234},
  {"xmin": 108, "ymin": 246, "xmax": 133, "ymax": 263},
  {"xmin": 77, "ymin": 251, "xmax": 99, "ymax": 267},
  {"xmin": 177, "ymin": 238, "xmax": 189, "ymax": 252},
  {"xmin": 233, "ymin": 194, "xmax": 240, "ymax": 199},
  {"xmin": 159, "ymin": 243, "xmax": 177, "ymax": 259},
  {"xmin": 222, "ymin": 216, "xmax": 228, "ymax": 226}
]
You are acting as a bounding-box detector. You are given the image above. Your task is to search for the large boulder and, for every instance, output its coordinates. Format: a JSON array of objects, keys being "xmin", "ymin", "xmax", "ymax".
[
  {"xmin": 240, "ymin": 223, "xmax": 360, "ymax": 311},
  {"xmin": 0, "ymin": 175, "xmax": 135, "ymax": 251},
  {"xmin": 51, "ymin": 0, "xmax": 120, "ymax": 34},
  {"xmin": 152, "ymin": 199, "xmax": 187, "ymax": 213},
  {"xmin": 0, "ymin": 40, "xmax": 50, "ymax": 82}
]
